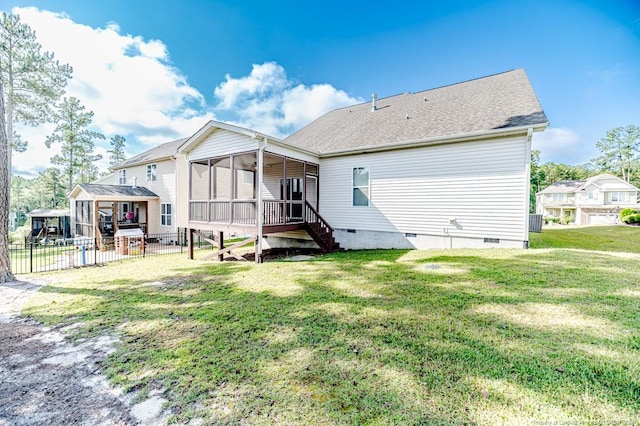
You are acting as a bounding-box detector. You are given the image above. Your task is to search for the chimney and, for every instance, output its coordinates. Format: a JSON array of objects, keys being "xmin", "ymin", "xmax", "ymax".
[
  {"xmin": 371, "ymin": 93, "xmax": 377, "ymax": 111},
  {"xmin": 132, "ymin": 176, "xmax": 137, "ymax": 189}
]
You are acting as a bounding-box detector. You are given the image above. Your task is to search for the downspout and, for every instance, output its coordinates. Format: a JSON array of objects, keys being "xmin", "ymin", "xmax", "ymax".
[
  {"xmin": 256, "ymin": 137, "xmax": 267, "ymax": 263},
  {"xmin": 524, "ymin": 127, "xmax": 533, "ymax": 248}
]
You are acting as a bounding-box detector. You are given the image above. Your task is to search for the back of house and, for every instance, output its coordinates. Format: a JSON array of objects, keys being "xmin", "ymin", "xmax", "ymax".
[{"xmin": 285, "ymin": 68, "xmax": 548, "ymax": 249}]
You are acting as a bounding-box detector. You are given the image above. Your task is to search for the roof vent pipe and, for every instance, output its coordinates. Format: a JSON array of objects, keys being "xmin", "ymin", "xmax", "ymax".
[
  {"xmin": 371, "ymin": 93, "xmax": 377, "ymax": 111},
  {"xmin": 132, "ymin": 176, "xmax": 137, "ymax": 189}
]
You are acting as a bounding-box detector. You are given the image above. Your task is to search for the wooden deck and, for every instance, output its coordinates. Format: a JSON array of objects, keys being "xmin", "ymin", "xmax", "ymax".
[{"xmin": 187, "ymin": 200, "xmax": 337, "ymax": 262}]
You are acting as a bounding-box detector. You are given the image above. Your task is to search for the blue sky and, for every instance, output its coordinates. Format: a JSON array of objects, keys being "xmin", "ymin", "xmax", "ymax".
[{"xmin": 3, "ymin": 0, "xmax": 639, "ymax": 176}]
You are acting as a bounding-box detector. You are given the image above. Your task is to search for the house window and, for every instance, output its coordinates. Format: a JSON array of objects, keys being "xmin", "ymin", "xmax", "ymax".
[
  {"xmin": 588, "ymin": 191, "xmax": 598, "ymax": 200},
  {"xmin": 551, "ymin": 193, "xmax": 567, "ymax": 203},
  {"xmin": 611, "ymin": 192, "xmax": 625, "ymax": 202},
  {"xmin": 146, "ymin": 164, "xmax": 157, "ymax": 181},
  {"xmin": 118, "ymin": 169, "xmax": 126, "ymax": 185},
  {"xmin": 352, "ymin": 167, "xmax": 370, "ymax": 206},
  {"xmin": 161, "ymin": 203, "xmax": 172, "ymax": 226}
]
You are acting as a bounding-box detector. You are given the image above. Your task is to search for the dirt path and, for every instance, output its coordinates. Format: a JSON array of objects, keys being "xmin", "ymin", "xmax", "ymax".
[{"xmin": 0, "ymin": 278, "xmax": 168, "ymax": 425}]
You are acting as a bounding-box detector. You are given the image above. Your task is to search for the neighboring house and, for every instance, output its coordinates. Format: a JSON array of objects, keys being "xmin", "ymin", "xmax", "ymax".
[
  {"xmin": 177, "ymin": 68, "xmax": 548, "ymax": 260},
  {"xmin": 69, "ymin": 138, "xmax": 185, "ymax": 239},
  {"xmin": 536, "ymin": 173, "xmax": 640, "ymax": 225}
]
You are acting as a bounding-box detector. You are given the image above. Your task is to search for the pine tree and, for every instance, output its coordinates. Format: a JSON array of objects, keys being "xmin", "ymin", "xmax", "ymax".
[
  {"xmin": 0, "ymin": 12, "xmax": 72, "ymax": 281},
  {"xmin": 592, "ymin": 125, "xmax": 640, "ymax": 184},
  {"xmin": 0, "ymin": 70, "xmax": 14, "ymax": 282},
  {"xmin": 45, "ymin": 97, "xmax": 104, "ymax": 192},
  {"xmin": 108, "ymin": 135, "xmax": 126, "ymax": 168},
  {"xmin": 0, "ymin": 12, "xmax": 72, "ymax": 171}
]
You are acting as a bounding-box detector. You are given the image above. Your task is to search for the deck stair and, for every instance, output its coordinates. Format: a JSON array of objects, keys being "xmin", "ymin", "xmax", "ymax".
[{"xmin": 304, "ymin": 201, "xmax": 339, "ymax": 253}]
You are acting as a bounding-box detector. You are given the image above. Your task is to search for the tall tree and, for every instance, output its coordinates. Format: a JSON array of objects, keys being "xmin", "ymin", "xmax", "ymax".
[
  {"xmin": 538, "ymin": 162, "xmax": 589, "ymax": 188},
  {"xmin": 31, "ymin": 168, "xmax": 66, "ymax": 209},
  {"xmin": 10, "ymin": 174, "xmax": 29, "ymax": 218},
  {"xmin": 0, "ymin": 12, "xmax": 72, "ymax": 176},
  {"xmin": 0, "ymin": 12, "xmax": 71, "ymax": 281},
  {"xmin": 107, "ymin": 134, "xmax": 126, "ymax": 168},
  {"xmin": 529, "ymin": 149, "xmax": 544, "ymax": 213},
  {"xmin": 0, "ymin": 69, "xmax": 14, "ymax": 282},
  {"xmin": 45, "ymin": 97, "xmax": 104, "ymax": 192},
  {"xmin": 591, "ymin": 125, "xmax": 640, "ymax": 183}
]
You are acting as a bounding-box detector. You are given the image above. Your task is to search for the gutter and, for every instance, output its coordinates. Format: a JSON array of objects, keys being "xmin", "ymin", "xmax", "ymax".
[{"xmin": 319, "ymin": 122, "xmax": 549, "ymax": 157}]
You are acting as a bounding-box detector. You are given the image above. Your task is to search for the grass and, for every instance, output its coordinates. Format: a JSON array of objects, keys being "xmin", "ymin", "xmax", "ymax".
[
  {"xmin": 21, "ymin": 227, "xmax": 640, "ymax": 425},
  {"xmin": 10, "ymin": 243, "xmax": 76, "ymax": 273},
  {"xmin": 530, "ymin": 224, "xmax": 640, "ymax": 253}
]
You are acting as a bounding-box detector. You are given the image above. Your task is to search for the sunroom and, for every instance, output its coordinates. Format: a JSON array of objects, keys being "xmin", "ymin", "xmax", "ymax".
[{"xmin": 178, "ymin": 121, "xmax": 334, "ymax": 261}]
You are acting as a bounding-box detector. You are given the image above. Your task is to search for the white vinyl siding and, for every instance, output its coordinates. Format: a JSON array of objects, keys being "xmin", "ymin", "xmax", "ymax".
[
  {"xmin": 266, "ymin": 143, "xmax": 319, "ymax": 164},
  {"xmin": 117, "ymin": 159, "xmax": 177, "ymax": 233},
  {"xmin": 187, "ymin": 129, "xmax": 257, "ymax": 161},
  {"xmin": 319, "ymin": 136, "xmax": 529, "ymax": 241}
]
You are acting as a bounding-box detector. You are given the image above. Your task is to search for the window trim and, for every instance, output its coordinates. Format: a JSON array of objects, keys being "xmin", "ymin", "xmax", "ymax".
[
  {"xmin": 352, "ymin": 166, "xmax": 370, "ymax": 207},
  {"xmin": 610, "ymin": 191, "xmax": 625, "ymax": 203},
  {"xmin": 161, "ymin": 203, "xmax": 172, "ymax": 226},
  {"xmin": 146, "ymin": 163, "xmax": 157, "ymax": 182}
]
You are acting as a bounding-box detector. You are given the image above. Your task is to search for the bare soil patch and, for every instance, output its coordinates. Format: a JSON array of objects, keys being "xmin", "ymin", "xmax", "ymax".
[{"xmin": 0, "ymin": 278, "xmax": 166, "ymax": 426}]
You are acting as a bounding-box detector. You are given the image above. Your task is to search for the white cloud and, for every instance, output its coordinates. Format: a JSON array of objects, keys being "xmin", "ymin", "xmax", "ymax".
[
  {"xmin": 11, "ymin": 7, "xmax": 214, "ymax": 177},
  {"xmin": 532, "ymin": 127, "xmax": 595, "ymax": 165},
  {"xmin": 9, "ymin": 8, "xmax": 360, "ymax": 177},
  {"xmin": 214, "ymin": 62, "xmax": 362, "ymax": 137}
]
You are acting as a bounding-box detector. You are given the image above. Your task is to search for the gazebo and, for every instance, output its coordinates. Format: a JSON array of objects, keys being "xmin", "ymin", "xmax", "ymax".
[{"xmin": 26, "ymin": 208, "xmax": 71, "ymax": 241}]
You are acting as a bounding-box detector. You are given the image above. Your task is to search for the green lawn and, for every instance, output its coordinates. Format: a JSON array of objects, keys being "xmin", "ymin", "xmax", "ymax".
[
  {"xmin": 22, "ymin": 233, "xmax": 640, "ymax": 425},
  {"xmin": 530, "ymin": 225, "xmax": 640, "ymax": 253}
]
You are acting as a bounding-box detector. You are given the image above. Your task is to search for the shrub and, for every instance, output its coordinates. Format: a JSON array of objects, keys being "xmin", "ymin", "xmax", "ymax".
[
  {"xmin": 624, "ymin": 213, "xmax": 640, "ymax": 224},
  {"xmin": 620, "ymin": 208, "xmax": 637, "ymax": 222}
]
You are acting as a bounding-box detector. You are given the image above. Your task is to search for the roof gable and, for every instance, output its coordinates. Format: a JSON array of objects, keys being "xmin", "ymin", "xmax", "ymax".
[
  {"xmin": 578, "ymin": 173, "xmax": 640, "ymax": 191},
  {"xmin": 285, "ymin": 69, "xmax": 548, "ymax": 154},
  {"xmin": 113, "ymin": 137, "xmax": 188, "ymax": 169},
  {"xmin": 179, "ymin": 120, "xmax": 267, "ymax": 154},
  {"xmin": 539, "ymin": 180, "xmax": 586, "ymax": 194},
  {"xmin": 70, "ymin": 184, "xmax": 159, "ymax": 199},
  {"xmin": 538, "ymin": 173, "xmax": 640, "ymax": 195}
]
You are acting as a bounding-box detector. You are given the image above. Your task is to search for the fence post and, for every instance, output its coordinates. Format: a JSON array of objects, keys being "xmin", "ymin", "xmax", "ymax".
[
  {"xmin": 94, "ymin": 238, "xmax": 98, "ymax": 265},
  {"xmin": 29, "ymin": 242, "xmax": 33, "ymax": 274}
]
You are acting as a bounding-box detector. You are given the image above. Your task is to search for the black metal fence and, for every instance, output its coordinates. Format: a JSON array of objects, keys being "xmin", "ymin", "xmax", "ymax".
[{"xmin": 9, "ymin": 228, "xmax": 216, "ymax": 275}]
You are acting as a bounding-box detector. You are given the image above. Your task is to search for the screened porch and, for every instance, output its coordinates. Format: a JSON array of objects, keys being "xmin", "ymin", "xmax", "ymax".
[{"xmin": 188, "ymin": 151, "xmax": 319, "ymax": 231}]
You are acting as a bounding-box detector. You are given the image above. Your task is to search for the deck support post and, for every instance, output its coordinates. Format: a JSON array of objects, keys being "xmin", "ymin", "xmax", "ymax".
[
  {"xmin": 256, "ymin": 138, "xmax": 266, "ymax": 263},
  {"xmin": 188, "ymin": 228, "xmax": 194, "ymax": 259},
  {"xmin": 217, "ymin": 231, "xmax": 224, "ymax": 261}
]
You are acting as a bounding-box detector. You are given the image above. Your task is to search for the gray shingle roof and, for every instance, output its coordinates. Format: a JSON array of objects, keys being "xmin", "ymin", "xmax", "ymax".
[
  {"xmin": 285, "ymin": 69, "xmax": 548, "ymax": 153},
  {"xmin": 77, "ymin": 184, "xmax": 158, "ymax": 198},
  {"xmin": 113, "ymin": 138, "xmax": 187, "ymax": 169},
  {"xmin": 26, "ymin": 208, "xmax": 70, "ymax": 217},
  {"xmin": 538, "ymin": 180, "xmax": 586, "ymax": 194}
]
